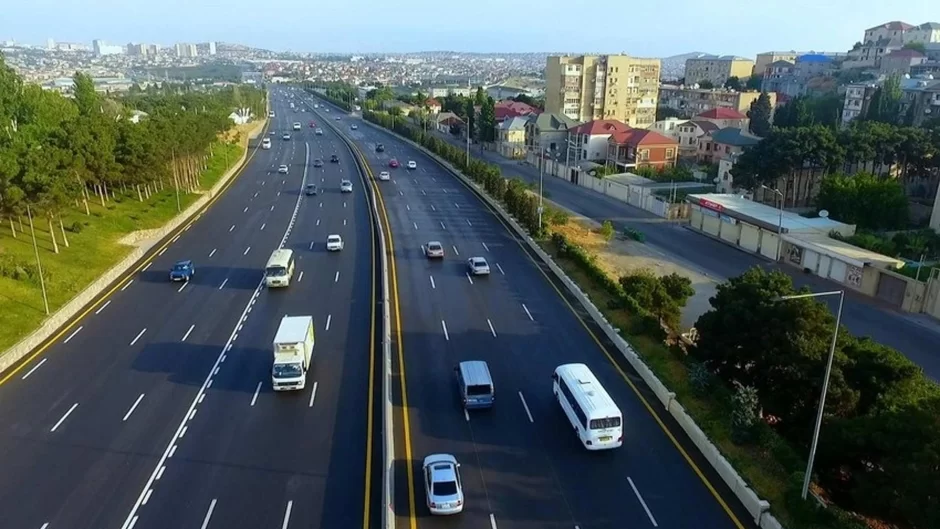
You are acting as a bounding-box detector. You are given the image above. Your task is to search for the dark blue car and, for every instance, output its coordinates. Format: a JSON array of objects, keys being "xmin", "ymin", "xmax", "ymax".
[{"xmin": 169, "ymin": 260, "xmax": 194, "ymax": 282}]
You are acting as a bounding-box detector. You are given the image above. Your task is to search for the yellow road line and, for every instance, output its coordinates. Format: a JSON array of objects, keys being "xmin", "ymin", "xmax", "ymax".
[
  {"xmin": 0, "ymin": 121, "xmax": 270, "ymax": 387},
  {"xmin": 438, "ymin": 145, "xmax": 748, "ymax": 529}
]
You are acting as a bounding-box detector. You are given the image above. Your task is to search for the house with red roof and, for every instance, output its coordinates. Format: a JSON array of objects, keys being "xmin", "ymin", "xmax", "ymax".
[
  {"xmin": 566, "ymin": 120, "xmax": 632, "ymax": 162},
  {"xmin": 425, "ymin": 98, "xmax": 442, "ymax": 114},
  {"xmin": 606, "ymin": 129, "xmax": 679, "ymax": 170},
  {"xmin": 494, "ymin": 100, "xmax": 540, "ymax": 122},
  {"xmin": 694, "ymin": 108, "xmax": 749, "ymax": 130}
]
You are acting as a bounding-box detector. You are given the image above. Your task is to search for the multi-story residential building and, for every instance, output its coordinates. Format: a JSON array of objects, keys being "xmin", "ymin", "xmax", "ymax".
[
  {"xmin": 911, "ymin": 61, "xmax": 940, "ymax": 77},
  {"xmin": 658, "ymin": 85, "xmax": 774, "ymax": 117},
  {"xmin": 880, "ymin": 49, "xmax": 928, "ymax": 75},
  {"xmin": 684, "ymin": 55, "xmax": 754, "ymax": 87},
  {"xmin": 907, "ymin": 22, "xmax": 940, "ymax": 44},
  {"xmin": 761, "ymin": 54, "xmax": 837, "ymax": 97},
  {"xmin": 175, "ymin": 43, "xmax": 198, "ymax": 58},
  {"xmin": 697, "ymin": 127, "xmax": 761, "ymax": 165},
  {"xmin": 647, "ymin": 117, "xmax": 687, "ymax": 141},
  {"xmin": 606, "ymin": 129, "xmax": 678, "ymax": 171},
  {"xmin": 753, "ymin": 52, "xmax": 800, "ymax": 76},
  {"xmin": 863, "ymin": 20, "xmax": 918, "ymax": 45},
  {"xmin": 843, "ymin": 21, "xmax": 938, "ymax": 69},
  {"xmin": 427, "ymin": 86, "xmax": 473, "ymax": 98},
  {"xmin": 899, "ymin": 77, "xmax": 940, "ymax": 127},
  {"xmin": 496, "ymin": 116, "xmax": 528, "ymax": 159},
  {"xmin": 425, "ymin": 98, "xmax": 442, "ymax": 114},
  {"xmin": 92, "ymin": 40, "xmax": 123, "ymax": 56},
  {"xmin": 524, "ymin": 112, "xmax": 579, "ymax": 155},
  {"xmin": 676, "ymin": 120, "xmax": 719, "ymax": 158},
  {"xmin": 545, "ymin": 54, "xmax": 660, "ymax": 128},
  {"xmin": 842, "ymin": 82, "xmax": 879, "ymax": 126},
  {"xmin": 566, "ymin": 120, "xmax": 632, "ymax": 162}
]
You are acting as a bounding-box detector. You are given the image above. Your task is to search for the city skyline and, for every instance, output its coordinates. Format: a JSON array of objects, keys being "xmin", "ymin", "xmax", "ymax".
[{"xmin": 3, "ymin": 0, "xmax": 937, "ymax": 57}]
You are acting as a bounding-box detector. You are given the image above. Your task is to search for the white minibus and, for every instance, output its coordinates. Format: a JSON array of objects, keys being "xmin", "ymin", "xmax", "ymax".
[
  {"xmin": 265, "ymin": 249, "xmax": 295, "ymax": 288},
  {"xmin": 552, "ymin": 363, "xmax": 623, "ymax": 450}
]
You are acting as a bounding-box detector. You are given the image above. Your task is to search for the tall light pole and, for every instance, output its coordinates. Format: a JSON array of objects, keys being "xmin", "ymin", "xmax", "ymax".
[
  {"xmin": 538, "ymin": 146, "xmax": 545, "ymax": 232},
  {"xmin": 775, "ymin": 289, "xmax": 845, "ymax": 500},
  {"xmin": 761, "ymin": 185, "xmax": 784, "ymax": 261}
]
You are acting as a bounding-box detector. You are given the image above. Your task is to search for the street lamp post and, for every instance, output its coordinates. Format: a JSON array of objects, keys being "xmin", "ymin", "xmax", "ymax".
[
  {"xmin": 776, "ymin": 289, "xmax": 845, "ymax": 500},
  {"xmin": 538, "ymin": 146, "xmax": 545, "ymax": 231},
  {"xmin": 761, "ymin": 185, "xmax": 784, "ymax": 261}
]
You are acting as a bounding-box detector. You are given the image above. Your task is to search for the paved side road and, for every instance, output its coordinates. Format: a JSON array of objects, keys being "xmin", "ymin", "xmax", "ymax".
[{"xmin": 434, "ymin": 130, "xmax": 940, "ymax": 381}]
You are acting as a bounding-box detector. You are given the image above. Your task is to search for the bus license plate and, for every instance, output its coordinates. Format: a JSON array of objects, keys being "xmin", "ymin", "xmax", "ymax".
[{"xmin": 599, "ymin": 436, "xmax": 612, "ymax": 442}]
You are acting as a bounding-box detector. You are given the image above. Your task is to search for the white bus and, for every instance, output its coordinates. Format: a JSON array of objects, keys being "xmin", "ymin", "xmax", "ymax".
[
  {"xmin": 552, "ymin": 363, "xmax": 623, "ymax": 450},
  {"xmin": 265, "ymin": 249, "xmax": 295, "ymax": 288}
]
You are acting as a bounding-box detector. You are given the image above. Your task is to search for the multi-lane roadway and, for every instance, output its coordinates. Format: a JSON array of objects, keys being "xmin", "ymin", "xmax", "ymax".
[
  {"xmin": 0, "ymin": 88, "xmax": 380, "ymax": 529},
  {"xmin": 309, "ymin": 94, "xmax": 754, "ymax": 529}
]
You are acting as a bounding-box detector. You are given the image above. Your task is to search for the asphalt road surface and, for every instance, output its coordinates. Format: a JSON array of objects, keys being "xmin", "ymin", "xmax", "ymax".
[
  {"xmin": 0, "ymin": 87, "xmax": 380, "ymax": 529},
  {"xmin": 310, "ymin": 95, "xmax": 754, "ymax": 529}
]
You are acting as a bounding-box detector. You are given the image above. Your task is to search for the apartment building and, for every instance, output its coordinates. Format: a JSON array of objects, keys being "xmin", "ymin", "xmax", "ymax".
[
  {"xmin": 175, "ymin": 43, "xmax": 198, "ymax": 58},
  {"xmin": 753, "ymin": 51, "xmax": 800, "ymax": 76},
  {"xmin": 842, "ymin": 82, "xmax": 879, "ymax": 126},
  {"xmin": 684, "ymin": 55, "xmax": 754, "ymax": 86},
  {"xmin": 658, "ymin": 85, "xmax": 775, "ymax": 117},
  {"xmin": 545, "ymin": 54, "xmax": 661, "ymax": 128}
]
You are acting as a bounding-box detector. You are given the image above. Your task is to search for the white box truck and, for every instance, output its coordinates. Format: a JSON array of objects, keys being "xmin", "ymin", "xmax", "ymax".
[{"xmin": 272, "ymin": 315, "xmax": 315, "ymax": 391}]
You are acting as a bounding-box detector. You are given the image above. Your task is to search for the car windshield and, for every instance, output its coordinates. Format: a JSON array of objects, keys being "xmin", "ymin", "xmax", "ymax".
[
  {"xmin": 266, "ymin": 265, "xmax": 287, "ymax": 277},
  {"xmin": 272, "ymin": 363, "xmax": 303, "ymax": 379},
  {"xmin": 172, "ymin": 263, "xmax": 189, "ymax": 271},
  {"xmin": 432, "ymin": 479, "xmax": 458, "ymax": 497},
  {"xmin": 329, "ymin": 237, "xmax": 340, "ymax": 243}
]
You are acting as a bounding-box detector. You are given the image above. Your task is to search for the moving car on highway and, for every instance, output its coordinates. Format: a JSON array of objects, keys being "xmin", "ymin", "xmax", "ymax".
[
  {"xmin": 407, "ymin": 160, "xmax": 417, "ymax": 170},
  {"xmin": 261, "ymin": 138, "xmax": 271, "ymax": 150},
  {"xmin": 389, "ymin": 158, "xmax": 400, "ymax": 168},
  {"xmin": 305, "ymin": 183, "xmax": 318, "ymax": 196},
  {"xmin": 351, "ymin": 124, "xmax": 358, "ymax": 130},
  {"xmin": 376, "ymin": 143, "xmax": 385, "ymax": 152},
  {"xmin": 326, "ymin": 234, "xmax": 344, "ymax": 251},
  {"xmin": 455, "ymin": 360, "xmax": 494, "ymax": 409},
  {"xmin": 330, "ymin": 154, "xmax": 339, "ymax": 163},
  {"xmin": 265, "ymin": 249, "xmax": 295, "ymax": 288},
  {"xmin": 292, "ymin": 122, "xmax": 301, "ymax": 130},
  {"xmin": 315, "ymin": 128, "xmax": 323, "ymax": 135},
  {"xmin": 278, "ymin": 164, "xmax": 289, "ymax": 174},
  {"xmin": 282, "ymin": 133, "xmax": 291, "ymax": 141},
  {"xmin": 423, "ymin": 241, "xmax": 444, "ymax": 259},
  {"xmin": 169, "ymin": 260, "xmax": 194, "ymax": 282},
  {"xmin": 423, "ymin": 454, "xmax": 464, "ymax": 515},
  {"xmin": 467, "ymin": 257, "xmax": 490, "ymax": 275},
  {"xmin": 340, "ymin": 179, "xmax": 353, "ymax": 193},
  {"xmin": 552, "ymin": 363, "xmax": 623, "ymax": 450},
  {"xmin": 313, "ymin": 158, "xmax": 323, "ymax": 167},
  {"xmin": 378, "ymin": 171, "xmax": 390, "ymax": 181}
]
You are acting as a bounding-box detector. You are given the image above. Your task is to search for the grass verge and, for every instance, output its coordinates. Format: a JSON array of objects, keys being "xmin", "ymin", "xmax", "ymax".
[{"xmin": 0, "ymin": 137, "xmax": 246, "ymax": 354}]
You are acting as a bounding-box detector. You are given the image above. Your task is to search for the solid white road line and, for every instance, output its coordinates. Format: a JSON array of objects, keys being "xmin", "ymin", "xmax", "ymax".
[
  {"xmin": 298, "ymin": 271, "xmax": 304, "ymax": 282},
  {"xmin": 243, "ymin": 246, "xmax": 251, "ymax": 256},
  {"xmin": 334, "ymin": 271, "xmax": 340, "ymax": 283},
  {"xmin": 127, "ymin": 517, "xmax": 138, "ymax": 529},
  {"xmin": 200, "ymin": 499, "xmax": 218, "ymax": 529},
  {"xmin": 250, "ymin": 382, "xmax": 262, "ymax": 407},
  {"xmin": 63, "ymin": 326, "xmax": 83, "ymax": 344},
  {"xmin": 429, "ymin": 276, "xmax": 436, "ymax": 289},
  {"xmin": 50, "ymin": 403, "xmax": 79, "ymax": 432},
  {"xmin": 229, "ymin": 224, "xmax": 235, "ymax": 232},
  {"xmin": 453, "ymin": 245, "xmax": 460, "ymax": 256},
  {"xmin": 325, "ymin": 314, "xmax": 332, "ymax": 331},
  {"xmin": 123, "ymin": 394, "xmax": 146, "ymax": 422},
  {"xmin": 218, "ymin": 278, "xmax": 228, "ymax": 290},
  {"xmin": 308, "ymin": 381, "xmax": 319, "ymax": 407},
  {"xmin": 413, "ymin": 222, "xmax": 418, "ymax": 230},
  {"xmin": 466, "ymin": 273, "xmax": 474, "ymax": 285},
  {"xmin": 522, "ymin": 304, "xmax": 534, "ymax": 321},
  {"xmin": 628, "ymin": 477, "xmax": 659, "ymax": 527},
  {"xmin": 130, "ymin": 328, "xmax": 146, "ymax": 346},
  {"xmin": 208, "ymin": 248, "xmax": 216, "ymax": 257},
  {"xmin": 441, "ymin": 320, "xmax": 450, "ymax": 341},
  {"xmin": 464, "ymin": 408, "xmax": 470, "ymax": 422},
  {"xmin": 178, "ymin": 281, "xmax": 188, "ymax": 293},
  {"xmin": 490, "ymin": 513, "xmax": 498, "ymax": 529},
  {"xmin": 482, "ymin": 242, "xmax": 490, "ymax": 252},
  {"xmin": 182, "ymin": 324, "xmax": 195, "ymax": 342},
  {"xmin": 95, "ymin": 300, "xmax": 112, "ymax": 314},
  {"xmin": 261, "ymin": 223, "xmax": 266, "ymax": 231},
  {"xmin": 496, "ymin": 263, "xmax": 505, "ymax": 275},
  {"xmin": 487, "ymin": 319, "xmax": 497, "ymax": 337},
  {"xmin": 21, "ymin": 358, "xmax": 47, "ymax": 380},
  {"xmin": 440, "ymin": 221, "xmax": 446, "ymax": 230},
  {"xmin": 121, "ymin": 279, "xmax": 134, "ymax": 292},
  {"xmin": 281, "ymin": 501, "xmax": 293, "ymax": 529},
  {"xmin": 519, "ymin": 392, "xmax": 534, "ymax": 423}
]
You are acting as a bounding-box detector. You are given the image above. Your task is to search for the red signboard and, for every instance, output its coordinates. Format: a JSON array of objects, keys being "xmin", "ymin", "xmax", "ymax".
[{"xmin": 699, "ymin": 198, "xmax": 724, "ymax": 212}]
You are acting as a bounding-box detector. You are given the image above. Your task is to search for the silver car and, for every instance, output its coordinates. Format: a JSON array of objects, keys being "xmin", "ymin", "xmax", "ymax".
[
  {"xmin": 340, "ymin": 180, "xmax": 353, "ymax": 193},
  {"xmin": 423, "ymin": 454, "xmax": 463, "ymax": 515},
  {"xmin": 467, "ymin": 257, "xmax": 490, "ymax": 275},
  {"xmin": 424, "ymin": 241, "xmax": 444, "ymax": 259}
]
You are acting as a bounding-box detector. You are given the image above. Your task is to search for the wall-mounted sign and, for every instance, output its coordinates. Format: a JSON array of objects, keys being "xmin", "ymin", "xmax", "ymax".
[{"xmin": 700, "ymin": 198, "xmax": 723, "ymax": 212}]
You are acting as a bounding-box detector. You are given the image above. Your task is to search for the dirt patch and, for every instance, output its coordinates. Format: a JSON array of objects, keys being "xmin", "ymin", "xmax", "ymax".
[{"xmin": 544, "ymin": 198, "xmax": 717, "ymax": 331}]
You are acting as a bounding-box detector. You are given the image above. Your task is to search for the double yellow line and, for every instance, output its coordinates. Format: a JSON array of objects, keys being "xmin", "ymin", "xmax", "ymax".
[{"xmin": 0, "ymin": 120, "xmax": 271, "ymax": 387}]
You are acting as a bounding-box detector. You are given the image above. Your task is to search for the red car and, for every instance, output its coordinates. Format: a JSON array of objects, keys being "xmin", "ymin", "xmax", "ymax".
[
  {"xmin": 389, "ymin": 159, "xmax": 400, "ymax": 168},
  {"xmin": 309, "ymin": 121, "xmax": 316, "ymax": 128}
]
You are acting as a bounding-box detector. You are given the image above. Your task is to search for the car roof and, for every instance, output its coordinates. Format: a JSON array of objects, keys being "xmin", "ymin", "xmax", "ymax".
[
  {"xmin": 471, "ymin": 256, "xmax": 487, "ymax": 263},
  {"xmin": 328, "ymin": 234, "xmax": 341, "ymax": 239},
  {"xmin": 427, "ymin": 241, "xmax": 442, "ymax": 246}
]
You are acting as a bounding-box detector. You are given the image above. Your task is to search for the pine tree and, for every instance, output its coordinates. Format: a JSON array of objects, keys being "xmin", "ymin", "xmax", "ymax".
[{"xmin": 747, "ymin": 92, "xmax": 773, "ymax": 137}]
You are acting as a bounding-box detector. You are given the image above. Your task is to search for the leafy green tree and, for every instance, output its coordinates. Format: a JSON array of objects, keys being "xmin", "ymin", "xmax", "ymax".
[
  {"xmin": 474, "ymin": 86, "xmax": 486, "ymax": 106},
  {"xmin": 865, "ymin": 75, "xmax": 902, "ymax": 124},
  {"xmin": 656, "ymin": 106, "xmax": 683, "ymax": 121},
  {"xmin": 619, "ymin": 270, "xmax": 684, "ymax": 329},
  {"xmin": 479, "ymin": 96, "xmax": 496, "ymax": 143},
  {"xmin": 773, "ymin": 95, "xmax": 814, "ymax": 128},
  {"xmin": 698, "ymin": 80, "xmax": 715, "ymax": 89},
  {"xmin": 464, "ymin": 98, "xmax": 476, "ymax": 141},
  {"xmin": 659, "ymin": 272, "xmax": 694, "ymax": 307},
  {"xmin": 902, "ymin": 41, "xmax": 926, "ymax": 53},
  {"xmin": 816, "ymin": 172, "xmax": 909, "ymax": 230},
  {"xmin": 747, "ymin": 92, "xmax": 773, "ymax": 137},
  {"xmin": 599, "ymin": 220, "xmax": 614, "ymax": 242},
  {"xmin": 724, "ymin": 76, "xmax": 742, "ymax": 91},
  {"xmin": 745, "ymin": 75, "xmax": 763, "ymax": 91}
]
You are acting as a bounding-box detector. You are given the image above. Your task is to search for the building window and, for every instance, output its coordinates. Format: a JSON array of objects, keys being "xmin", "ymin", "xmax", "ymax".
[
  {"xmin": 639, "ymin": 149, "xmax": 649, "ymax": 161},
  {"xmin": 666, "ymin": 148, "xmax": 675, "ymax": 158}
]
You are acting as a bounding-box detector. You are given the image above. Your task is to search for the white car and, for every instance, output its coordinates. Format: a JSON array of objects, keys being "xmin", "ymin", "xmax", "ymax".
[
  {"xmin": 423, "ymin": 454, "xmax": 464, "ymax": 515},
  {"xmin": 467, "ymin": 257, "xmax": 490, "ymax": 275},
  {"xmin": 277, "ymin": 164, "xmax": 289, "ymax": 174},
  {"xmin": 351, "ymin": 124, "xmax": 358, "ymax": 130},
  {"xmin": 407, "ymin": 160, "xmax": 418, "ymax": 170},
  {"xmin": 315, "ymin": 128, "xmax": 324, "ymax": 135},
  {"xmin": 378, "ymin": 171, "xmax": 390, "ymax": 181},
  {"xmin": 335, "ymin": 116, "xmax": 341, "ymax": 121},
  {"xmin": 340, "ymin": 180, "xmax": 353, "ymax": 193},
  {"xmin": 282, "ymin": 133, "xmax": 291, "ymax": 141},
  {"xmin": 326, "ymin": 234, "xmax": 344, "ymax": 251},
  {"xmin": 292, "ymin": 122, "xmax": 301, "ymax": 130},
  {"xmin": 424, "ymin": 241, "xmax": 444, "ymax": 259}
]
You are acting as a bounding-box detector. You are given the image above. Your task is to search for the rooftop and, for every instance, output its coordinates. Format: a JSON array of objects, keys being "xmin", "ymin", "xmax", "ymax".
[
  {"xmin": 687, "ymin": 193, "xmax": 852, "ymax": 234},
  {"xmin": 696, "ymin": 107, "xmax": 747, "ymax": 120},
  {"xmin": 570, "ymin": 119, "xmax": 630, "ymax": 136},
  {"xmin": 709, "ymin": 127, "xmax": 761, "ymax": 146}
]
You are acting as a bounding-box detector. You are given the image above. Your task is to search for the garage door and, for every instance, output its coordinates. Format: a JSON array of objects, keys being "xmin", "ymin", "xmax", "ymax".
[
  {"xmin": 702, "ymin": 214, "xmax": 720, "ymax": 237},
  {"xmin": 818, "ymin": 254, "xmax": 832, "ymax": 277},
  {"xmin": 690, "ymin": 209, "xmax": 703, "ymax": 230},
  {"xmin": 739, "ymin": 223, "xmax": 760, "ymax": 253},
  {"xmin": 719, "ymin": 219, "xmax": 739, "ymax": 243},
  {"xmin": 875, "ymin": 273, "xmax": 906, "ymax": 307},
  {"xmin": 760, "ymin": 232, "xmax": 779, "ymax": 260},
  {"xmin": 803, "ymin": 250, "xmax": 819, "ymax": 273},
  {"xmin": 828, "ymin": 259, "xmax": 847, "ymax": 283}
]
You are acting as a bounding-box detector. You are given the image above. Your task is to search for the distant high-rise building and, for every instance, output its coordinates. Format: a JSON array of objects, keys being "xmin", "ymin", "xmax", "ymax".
[
  {"xmin": 46, "ymin": 38, "xmax": 55, "ymax": 50},
  {"xmin": 175, "ymin": 43, "xmax": 197, "ymax": 58},
  {"xmin": 208, "ymin": 41, "xmax": 216, "ymax": 55},
  {"xmin": 545, "ymin": 54, "xmax": 661, "ymax": 128},
  {"xmin": 92, "ymin": 39, "xmax": 123, "ymax": 56}
]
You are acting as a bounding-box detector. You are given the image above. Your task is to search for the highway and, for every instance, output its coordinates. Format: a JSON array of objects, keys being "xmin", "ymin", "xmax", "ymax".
[
  {"xmin": 311, "ymin": 95, "xmax": 754, "ymax": 529},
  {"xmin": 433, "ymin": 131, "xmax": 940, "ymax": 379},
  {"xmin": 0, "ymin": 87, "xmax": 379, "ymax": 529}
]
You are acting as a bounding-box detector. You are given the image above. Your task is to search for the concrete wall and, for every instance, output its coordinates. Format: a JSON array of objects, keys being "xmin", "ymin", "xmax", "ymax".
[{"xmin": 0, "ymin": 119, "xmax": 268, "ymax": 376}]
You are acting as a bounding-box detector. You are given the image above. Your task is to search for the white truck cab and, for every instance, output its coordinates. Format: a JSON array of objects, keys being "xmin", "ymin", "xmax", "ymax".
[{"xmin": 272, "ymin": 316, "xmax": 315, "ymax": 391}]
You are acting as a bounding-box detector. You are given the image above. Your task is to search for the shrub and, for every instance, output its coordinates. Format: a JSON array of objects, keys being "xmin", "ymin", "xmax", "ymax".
[
  {"xmin": 66, "ymin": 221, "xmax": 83, "ymax": 233},
  {"xmin": 688, "ymin": 361, "xmax": 712, "ymax": 395},
  {"xmin": 730, "ymin": 382, "xmax": 760, "ymax": 444}
]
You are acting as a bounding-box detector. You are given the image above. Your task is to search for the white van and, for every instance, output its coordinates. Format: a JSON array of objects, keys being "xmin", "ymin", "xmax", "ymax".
[
  {"xmin": 265, "ymin": 249, "xmax": 295, "ymax": 288},
  {"xmin": 261, "ymin": 138, "xmax": 271, "ymax": 150},
  {"xmin": 552, "ymin": 363, "xmax": 623, "ymax": 450}
]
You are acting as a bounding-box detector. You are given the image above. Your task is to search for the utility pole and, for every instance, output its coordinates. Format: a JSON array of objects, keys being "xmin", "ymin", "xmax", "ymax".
[{"xmin": 538, "ymin": 146, "xmax": 545, "ymax": 232}]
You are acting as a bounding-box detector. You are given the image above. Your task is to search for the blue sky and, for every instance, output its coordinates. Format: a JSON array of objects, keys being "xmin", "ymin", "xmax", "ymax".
[{"xmin": 2, "ymin": 0, "xmax": 936, "ymax": 58}]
